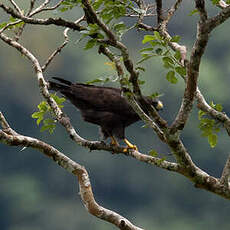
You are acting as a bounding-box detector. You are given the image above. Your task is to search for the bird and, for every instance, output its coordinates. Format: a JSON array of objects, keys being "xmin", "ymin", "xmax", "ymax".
[{"xmin": 48, "ymin": 77, "xmax": 163, "ymax": 151}]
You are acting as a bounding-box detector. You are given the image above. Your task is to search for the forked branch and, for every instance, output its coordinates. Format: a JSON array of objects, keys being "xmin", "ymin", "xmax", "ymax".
[{"xmin": 0, "ymin": 112, "xmax": 144, "ymax": 230}]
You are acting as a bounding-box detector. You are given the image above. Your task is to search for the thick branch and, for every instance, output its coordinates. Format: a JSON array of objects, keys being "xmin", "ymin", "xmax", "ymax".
[
  {"xmin": 165, "ymin": 132, "xmax": 230, "ymax": 199},
  {"xmin": 206, "ymin": 5, "xmax": 230, "ymax": 32},
  {"xmin": 195, "ymin": 0, "xmax": 208, "ymax": 22},
  {"xmin": 0, "ymin": 113, "xmax": 143, "ymax": 230},
  {"xmin": 155, "ymin": 0, "xmax": 163, "ymax": 24},
  {"xmin": 170, "ymin": 19, "xmax": 209, "ymax": 133}
]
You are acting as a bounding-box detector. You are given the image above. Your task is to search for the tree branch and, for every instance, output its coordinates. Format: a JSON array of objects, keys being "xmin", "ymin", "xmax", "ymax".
[
  {"xmin": 206, "ymin": 5, "xmax": 230, "ymax": 32},
  {"xmin": 220, "ymin": 154, "xmax": 230, "ymax": 187},
  {"xmin": 81, "ymin": 0, "xmax": 142, "ymax": 96},
  {"xmin": 196, "ymin": 88, "xmax": 230, "ymax": 136},
  {"xmin": 9, "ymin": 0, "xmax": 23, "ymax": 14},
  {"xmin": 0, "ymin": 3, "xmax": 85, "ymax": 31},
  {"xmin": 0, "ymin": 27, "xmax": 176, "ymax": 170},
  {"xmin": 98, "ymin": 45, "xmax": 168, "ymax": 138},
  {"xmin": 170, "ymin": 14, "xmax": 209, "ymax": 133},
  {"xmin": 155, "ymin": 0, "xmax": 163, "ymax": 24},
  {"xmin": 0, "ymin": 112, "xmax": 144, "ymax": 230},
  {"xmin": 164, "ymin": 0, "xmax": 183, "ymax": 25},
  {"xmin": 195, "ymin": 0, "xmax": 208, "ymax": 22}
]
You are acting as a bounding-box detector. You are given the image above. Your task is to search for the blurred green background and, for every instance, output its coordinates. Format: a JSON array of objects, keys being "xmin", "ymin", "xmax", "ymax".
[{"xmin": 1, "ymin": 1, "xmax": 230, "ymax": 229}]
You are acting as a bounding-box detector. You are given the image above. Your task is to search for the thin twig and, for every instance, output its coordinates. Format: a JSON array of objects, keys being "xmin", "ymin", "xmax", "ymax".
[
  {"xmin": 8, "ymin": 0, "xmax": 23, "ymax": 14},
  {"xmin": 42, "ymin": 16, "xmax": 84, "ymax": 71},
  {"xmin": 165, "ymin": 0, "xmax": 183, "ymax": 25},
  {"xmin": 0, "ymin": 3, "xmax": 85, "ymax": 31},
  {"xmin": 196, "ymin": 88, "xmax": 230, "ymax": 136},
  {"xmin": 30, "ymin": 0, "xmax": 64, "ymax": 15}
]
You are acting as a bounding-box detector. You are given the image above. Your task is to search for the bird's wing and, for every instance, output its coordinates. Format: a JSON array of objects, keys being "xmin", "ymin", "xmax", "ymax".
[
  {"xmin": 68, "ymin": 84, "xmax": 135, "ymax": 115},
  {"xmin": 49, "ymin": 78, "xmax": 137, "ymax": 116}
]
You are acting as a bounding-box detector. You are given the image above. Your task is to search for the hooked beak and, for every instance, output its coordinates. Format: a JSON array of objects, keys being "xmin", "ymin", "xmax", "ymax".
[{"xmin": 156, "ymin": 101, "xmax": 163, "ymax": 110}]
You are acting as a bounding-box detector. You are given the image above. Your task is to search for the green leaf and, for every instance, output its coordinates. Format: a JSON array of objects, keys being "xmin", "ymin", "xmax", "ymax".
[
  {"xmin": 198, "ymin": 110, "xmax": 206, "ymax": 120},
  {"xmin": 113, "ymin": 22, "xmax": 126, "ymax": 31},
  {"xmin": 155, "ymin": 48, "xmax": 163, "ymax": 55},
  {"xmin": 157, "ymin": 157, "xmax": 166, "ymax": 164},
  {"xmin": 59, "ymin": 0, "xmax": 79, "ymax": 12},
  {"xmin": 137, "ymin": 54, "xmax": 153, "ymax": 64},
  {"xmin": 138, "ymin": 79, "xmax": 145, "ymax": 85},
  {"xmin": 175, "ymin": 66, "xmax": 186, "ymax": 76},
  {"xmin": 51, "ymin": 94, "xmax": 66, "ymax": 105},
  {"xmin": 31, "ymin": 111, "xmax": 43, "ymax": 119},
  {"xmin": 210, "ymin": 101, "xmax": 223, "ymax": 112},
  {"xmin": 174, "ymin": 50, "xmax": 181, "ymax": 60},
  {"xmin": 212, "ymin": 0, "xmax": 220, "ymax": 5},
  {"xmin": 41, "ymin": 119, "xmax": 56, "ymax": 134},
  {"xmin": 0, "ymin": 22, "xmax": 7, "ymax": 29},
  {"xmin": 170, "ymin": 35, "xmax": 181, "ymax": 43},
  {"xmin": 149, "ymin": 92, "xmax": 163, "ymax": 99},
  {"xmin": 189, "ymin": 9, "xmax": 199, "ymax": 16},
  {"xmin": 198, "ymin": 109, "xmax": 222, "ymax": 148},
  {"xmin": 32, "ymin": 111, "xmax": 44, "ymax": 125},
  {"xmin": 142, "ymin": 35, "xmax": 155, "ymax": 44},
  {"xmin": 84, "ymin": 39, "xmax": 97, "ymax": 50},
  {"xmin": 140, "ymin": 47, "xmax": 154, "ymax": 53},
  {"xmin": 154, "ymin": 31, "xmax": 161, "ymax": 40},
  {"xmin": 215, "ymin": 104, "xmax": 223, "ymax": 112},
  {"xmin": 162, "ymin": 57, "xmax": 175, "ymax": 69},
  {"xmin": 149, "ymin": 149, "xmax": 158, "ymax": 157},
  {"xmin": 149, "ymin": 41, "xmax": 160, "ymax": 47},
  {"xmin": 93, "ymin": 0, "xmax": 104, "ymax": 10},
  {"xmin": 162, "ymin": 56, "xmax": 174, "ymax": 65},
  {"xmin": 162, "ymin": 56, "xmax": 174, "ymax": 64},
  {"xmin": 208, "ymin": 134, "xmax": 217, "ymax": 148},
  {"xmin": 38, "ymin": 101, "xmax": 48, "ymax": 112},
  {"xmin": 166, "ymin": 71, "xmax": 178, "ymax": 84}
]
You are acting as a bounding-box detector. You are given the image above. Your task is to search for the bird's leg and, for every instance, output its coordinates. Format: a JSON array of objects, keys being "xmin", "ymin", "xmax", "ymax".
[
  {"xmin": 123, "ymin": 138, "xmax": 138, "ymax": 152},
  {"xmin": 110, "ymin": 136, "xmax": 119, "ymax": 146}
]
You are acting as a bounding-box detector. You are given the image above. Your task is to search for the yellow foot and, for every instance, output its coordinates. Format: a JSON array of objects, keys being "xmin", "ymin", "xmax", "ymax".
[
  {"xmin": 123, "ymin": 138, "xmax": 138, "ymax": 152},
  {"xmin": 110, "ymin": 136, "xmax": 119, "ymax": 147}
]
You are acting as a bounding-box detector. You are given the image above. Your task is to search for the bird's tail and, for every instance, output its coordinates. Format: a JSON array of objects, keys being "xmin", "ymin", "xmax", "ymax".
[{"xmin": 48, "ymin": 77, "xmax": 72, "ymax": 92}]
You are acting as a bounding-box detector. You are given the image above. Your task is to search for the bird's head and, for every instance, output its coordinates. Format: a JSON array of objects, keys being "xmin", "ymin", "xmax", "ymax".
[
  {"xmin": 152, "ymin": 99, "xmax": 163, "ymax": 111},
  {"xmin": 149, "ymin": 98, "xmax": 163, "ymax": 111}
]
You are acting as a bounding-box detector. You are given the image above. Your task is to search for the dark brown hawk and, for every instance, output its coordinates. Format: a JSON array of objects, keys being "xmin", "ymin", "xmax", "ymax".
[{"xmin": 48, "ymin": 77, "xmax": 163, "ymax": 151}]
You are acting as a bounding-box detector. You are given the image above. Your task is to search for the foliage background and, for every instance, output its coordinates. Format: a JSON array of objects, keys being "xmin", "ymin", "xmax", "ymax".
[{"xmin": 1, "ymin": 1, "xmax": 230, "ymax": 229}]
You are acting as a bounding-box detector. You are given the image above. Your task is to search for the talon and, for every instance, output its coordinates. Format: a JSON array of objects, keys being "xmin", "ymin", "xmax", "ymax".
[
  {"xmin": 110, "ymin": 136, "xmax": 119, "ymax": 147},
  {"xmin": 123, "ymin": 138, "xmax": 138, "ymax": 152}
]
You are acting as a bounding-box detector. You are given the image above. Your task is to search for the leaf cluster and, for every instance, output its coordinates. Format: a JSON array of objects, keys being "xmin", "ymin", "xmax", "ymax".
[
  {"xmin": 0, "ymin": 16, "xmax": 24, "ymax": 29},
  {"xmin": 198, "ymin": 101, "xmax": 223, "ymax": 148},
  {"xmin": 139, "ymin": 32, "xmax": 186, "ymax": 84},
  {"xmin": 93, "ymin": 0, "xmax": 127, "ymax": 24},
  {"xmin": 31, "ymin": 94, "xmax": 66, "ymax": 133},
  {"xmin": 59, "ymin": 0, "xmax": 80, "ymax": 12}
]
